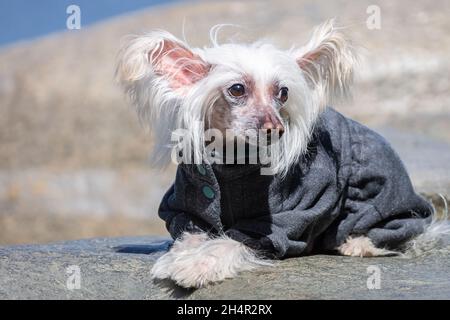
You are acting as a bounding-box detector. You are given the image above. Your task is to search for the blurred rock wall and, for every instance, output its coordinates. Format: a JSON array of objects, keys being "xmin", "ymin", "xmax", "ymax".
[{"xmin": 0, "ymin": 0, "xmax": 449, "ymax": 244}]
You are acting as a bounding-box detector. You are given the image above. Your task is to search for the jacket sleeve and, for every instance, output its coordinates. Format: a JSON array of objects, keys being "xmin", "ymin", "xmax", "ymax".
[
  {"xmin": 158, "ymin": 185, "xmax": 210, "ymax": 239},
  {"xmin": 340, "ymin": 120, "xmax": 433, "ymax": 249},
  {"xmin": 158, "ymin": 166, "xmax": 214, "ymax": 239}
]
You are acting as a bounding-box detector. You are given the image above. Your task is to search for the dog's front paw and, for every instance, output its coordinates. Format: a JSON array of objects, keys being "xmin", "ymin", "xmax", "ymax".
[
  {"xmin": 150, "ymin": 250, "xmax": 177, "ymax": 280},
  {"xmin": 151, "ymin": 248, "xmax": 221, "ymax": 288},
  {"xmin": 166, "ymin": 251, "xmax": 226, "ymax": 288},
  {"xmin": 151, "ymin": 232, "xmax": 209, "ymax": 280},
  {"xmin": 151, "ymin": 236, "xmax": 269, "ymax": 288},
  {"xmin": 150, "ymin": 243, "xmax": 227, "ymax": 288}
]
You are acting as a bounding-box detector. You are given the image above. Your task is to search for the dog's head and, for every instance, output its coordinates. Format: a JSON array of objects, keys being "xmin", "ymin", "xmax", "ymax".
[{"xmin": 116, "ymin": 19, "xmax": 357, "ymax": 175}]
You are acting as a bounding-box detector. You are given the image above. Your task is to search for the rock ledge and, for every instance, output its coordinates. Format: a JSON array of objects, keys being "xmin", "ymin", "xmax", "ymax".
[{"xmin": 1, "ymin": 236, "xmax": 450, "ymax": 299}]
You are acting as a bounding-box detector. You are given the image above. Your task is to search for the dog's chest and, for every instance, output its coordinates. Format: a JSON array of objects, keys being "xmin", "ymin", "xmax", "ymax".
[{"xmin": 213, "ymin": 166, "xmax": 286, "ymax": 228}]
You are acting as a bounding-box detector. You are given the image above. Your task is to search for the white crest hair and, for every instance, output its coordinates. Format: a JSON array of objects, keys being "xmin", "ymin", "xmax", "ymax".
[{"xmin": 116, "ymin": 19, "xmax": 357, "ymax": 176}]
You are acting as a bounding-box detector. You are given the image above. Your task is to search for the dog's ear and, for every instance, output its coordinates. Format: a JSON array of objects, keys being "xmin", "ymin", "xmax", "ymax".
[
  {"xmin": 116, "ymin": 31, "xmax": 210, "ymax": 92},
  {"xmin": 292, "ymin": 19, "xmax": 357, "ymax": 105}
]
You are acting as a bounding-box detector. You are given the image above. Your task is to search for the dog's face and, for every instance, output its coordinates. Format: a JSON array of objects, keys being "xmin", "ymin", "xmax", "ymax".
[
  {"xmin": 117, "ymin": 20, "xmax": 356, "ymax": 173},
  {"xmin": 200, "ymin": 44, "xmax": 295, "ymax": 140}
]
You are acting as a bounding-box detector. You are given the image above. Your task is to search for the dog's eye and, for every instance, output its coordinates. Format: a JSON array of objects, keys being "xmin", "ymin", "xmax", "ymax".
[
  {"xmin": 228, "ymin": 83, "xmax": 246, "ymax": 97},
  {"xmin": 278, "ymin": 87, "xmax": 289, "ymax": 103}
]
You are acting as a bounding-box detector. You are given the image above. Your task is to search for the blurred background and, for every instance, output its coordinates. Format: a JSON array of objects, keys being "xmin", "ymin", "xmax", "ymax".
[{"xmin": 0, "ymin": 0, "xmax": 449, "ymax": 245}]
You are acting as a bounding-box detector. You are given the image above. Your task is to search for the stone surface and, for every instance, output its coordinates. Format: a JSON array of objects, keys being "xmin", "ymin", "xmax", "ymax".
[{"xmin": 1, "ymin": 236, "xmax": 450, "ymax": 300}]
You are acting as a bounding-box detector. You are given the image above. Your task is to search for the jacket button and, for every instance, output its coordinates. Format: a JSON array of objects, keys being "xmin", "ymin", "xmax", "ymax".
[
  {"xmin": 202, "ymin": 186, "xmax": 215, "ymax": 199},
  {"xmin": 197, "ymin": 164, "xmax": 206, "ymax": 175}
]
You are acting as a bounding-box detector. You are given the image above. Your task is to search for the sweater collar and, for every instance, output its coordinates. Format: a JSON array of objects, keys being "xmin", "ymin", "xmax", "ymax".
[
  {"xmin": 211, "ymin": 163, "xmax": 263, "ymax": 181},
  {"xmin": 180, "ymin": 162, "xmax": 264, "ymax": 182}
]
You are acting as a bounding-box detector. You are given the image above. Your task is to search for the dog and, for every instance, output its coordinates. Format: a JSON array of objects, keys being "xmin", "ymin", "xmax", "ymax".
[{"xmin": 116, "ymin": 20, "xmax": 450, "ymax": 289}]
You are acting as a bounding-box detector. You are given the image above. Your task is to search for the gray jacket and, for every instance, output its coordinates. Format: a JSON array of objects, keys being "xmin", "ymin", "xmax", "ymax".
[{"xmin": 158, "ymin": 107, "xmax": 433, "ymax": 258}]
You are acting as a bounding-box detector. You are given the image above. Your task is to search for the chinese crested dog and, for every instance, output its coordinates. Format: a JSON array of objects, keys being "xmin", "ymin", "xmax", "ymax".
[{"xmin": 116, "ymin": 20, "xmax": 450, "ymax": 288}]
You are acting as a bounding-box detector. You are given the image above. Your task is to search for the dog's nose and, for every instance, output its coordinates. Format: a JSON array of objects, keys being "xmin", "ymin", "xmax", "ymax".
[{"xmin": 263, "ymin": 122, "xmax": 285, "ymax": 138}]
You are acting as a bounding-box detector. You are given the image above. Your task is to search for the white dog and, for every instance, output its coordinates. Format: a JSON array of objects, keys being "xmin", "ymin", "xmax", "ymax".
[{"xmin": 116, "ymin": 20, "xmax": 449, "ymax": 289}]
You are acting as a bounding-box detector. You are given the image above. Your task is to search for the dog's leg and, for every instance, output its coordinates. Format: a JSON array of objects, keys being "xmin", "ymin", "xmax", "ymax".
[
  {"xmin": 151, "ymin": 233, "xmax": 270, "ymax": 288},
  {"xmin": 337, "ymin": 236, "xmax": 398, "ymax": 257}
]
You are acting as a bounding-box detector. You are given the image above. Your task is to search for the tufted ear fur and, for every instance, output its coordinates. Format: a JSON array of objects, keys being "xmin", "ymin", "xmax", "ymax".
[
  {"xmin": 116, "ymin": 31, "xmax": 212, "ymax": 166},
  {"xmin": 291, "ymin": 19, "xmax": 357, "ymax": 106},
  {"xmin": 116, "ymin": 31, "xmax": 210, "ymax": 92}
]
